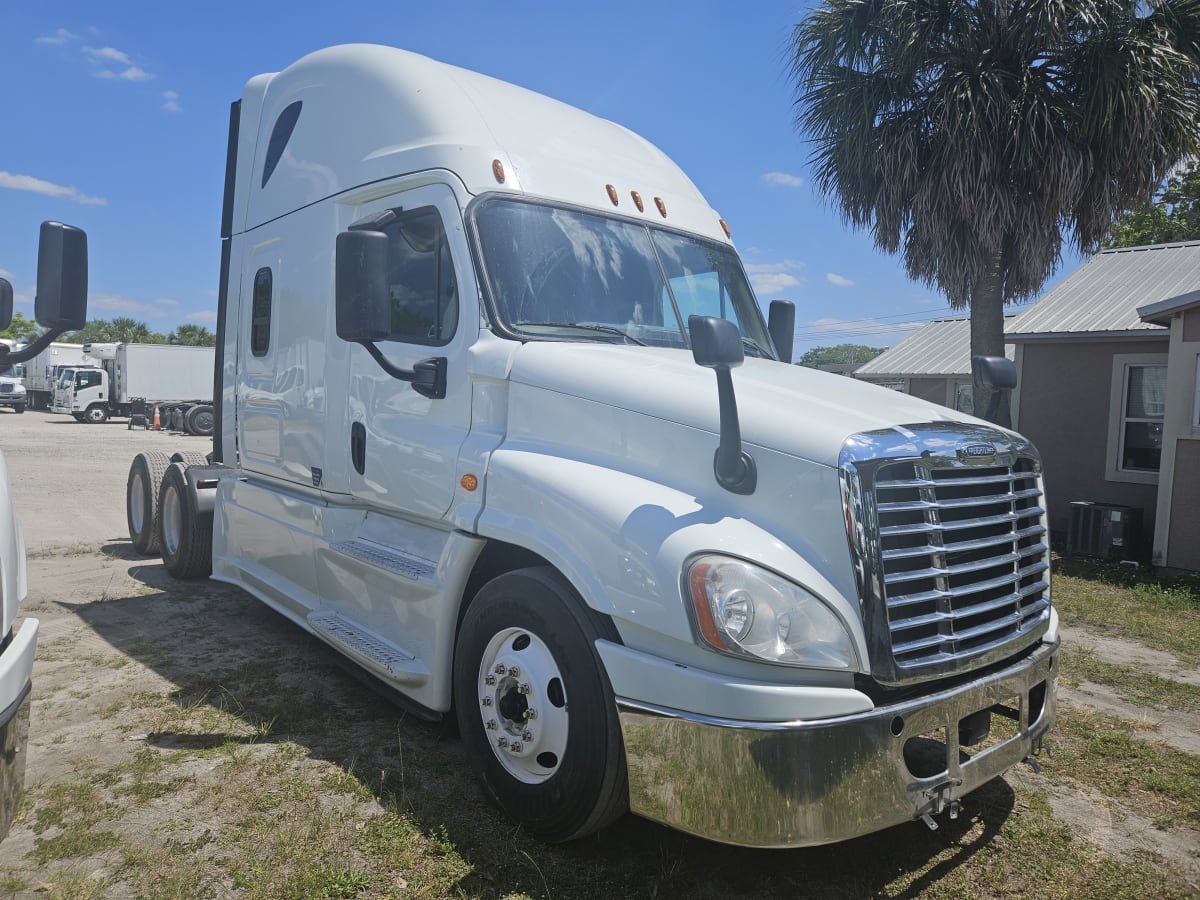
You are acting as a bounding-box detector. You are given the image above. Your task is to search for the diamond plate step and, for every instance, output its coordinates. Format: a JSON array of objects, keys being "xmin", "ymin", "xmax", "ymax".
[
  {"xmin": 308, "ymin": 610, "xmax": 429, "ymax": 684},
  {"xmin": 331, "ymin": 539, "xmax": 437, "ymax": 580}
]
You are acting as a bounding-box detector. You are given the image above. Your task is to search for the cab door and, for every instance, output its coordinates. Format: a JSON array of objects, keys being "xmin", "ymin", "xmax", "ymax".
[{"xmin": 344, "ymin": 183, "xmax": 476, "ymax": 521}]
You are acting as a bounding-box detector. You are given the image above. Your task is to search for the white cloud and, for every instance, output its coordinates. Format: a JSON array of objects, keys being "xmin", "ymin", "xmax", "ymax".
[
  {"xmin": 84, "ymin": 46, "xmax": 132, "ymax": 64},
  {"xmin": 761, "ymin": 172, "xmax": 805, "ymax": 188},
  {"xmin": 186, "ymin": 309, "xmax": 218, "ymax": 324},
  {"xmin": 826, "ymin": 273, "xmax": 854, "ymax": 287},
  {"xmin": 84, "ymin": 46, "xmax": 154, "ymax": 81},
  {"xmin": 163, "ymin": 90, "xmax": 182, "ymax": 113},
  {"xmin": 36, "ymin": 28, "xmax": 78, "ymax": 45},
  {"xmin": 0, "ymin": 268, "xmax": 11, "ymax": 280},
  {"xmin": 0, "ymin": 171, "xmax": 107, "ymax": 206},
  {"xmin": 91, "ymin": 293, "xmax": 175, "ymax": 318},
  {"xmin": 744, "ymin": 260, "xmax": 806, "ymax": 296},
  {"xmin": 802, "ymin": 316, "xmax": 924, "ymax": 347}
]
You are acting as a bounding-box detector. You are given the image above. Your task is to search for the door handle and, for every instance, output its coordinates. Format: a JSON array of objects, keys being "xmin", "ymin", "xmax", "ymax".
[{"xmin": 351, "ymin": 421, "xmax": 366, "ymax": 475}]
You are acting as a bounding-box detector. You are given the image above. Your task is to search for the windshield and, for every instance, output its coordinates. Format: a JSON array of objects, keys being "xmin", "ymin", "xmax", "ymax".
[
  {"xmin": 472, "ymin": 198, "xmax": 774, "ymax": 356},
  {"xmin": 57, "ymin": 369, "xmax": 76, "ymax": 391}
]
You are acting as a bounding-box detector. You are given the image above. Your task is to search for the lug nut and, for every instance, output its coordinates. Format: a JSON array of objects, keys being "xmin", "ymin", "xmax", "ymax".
[
  {"xmin": 508, "ymin": 666, "xmax": 520, "ymax": 677},
  {"xmin": 518, "ymin": 683, "xmax": 531, "ymax": 695},
  {"xmin": 524, "ymin": 709, "xmax": 537, "ymax": 720},
  {"xmin": 522, "ymin": 730, "xmax": 533, "ymax": 742},
  {"xmin": 485, "ymin": 719, "xmax": 498, "ymax": 730},
  {"xmin": 485, "ymin": 674, "xmax": 496, "ymax": 686},
  {"xmin": 510, "ymin": 741, "xmax": 523, "ymax": 752},
  {"xmin": 497, "ymin": 737, "xmax": 509, "ymax": 749},
  {"xmin": 481, "ymin": 697, "xmax": 493, "ymax": 707},
  {"xmin": 494, "ymin": 663, "xmax": 506, "ymax": 675}
]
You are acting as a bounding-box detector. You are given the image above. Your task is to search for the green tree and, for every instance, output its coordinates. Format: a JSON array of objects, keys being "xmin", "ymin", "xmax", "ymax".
[
  {"xmin": 1103, "ymin": 163, "xmax": 1200, "ymax": 248},
  {"xmin": 168, "ymin": 323, "xmax": 216, "ymax": 346},
  {"xmin": 0, "ymin": 311, "xmax": 42, "ymax": 343},
  {"xmin": 790, "ymin": 1, "xmax": 1200, "ymax": 425},
  {"xmin": 61, "ymin": 319, "xmax": 116, "ymax": 344},
  {"xmin": 798, "ymin": 343, "xmax": 885, "ymax": 368},
  {"xmin": 109, "ymin": 317, "xmax": 165, "ymax": 344}
]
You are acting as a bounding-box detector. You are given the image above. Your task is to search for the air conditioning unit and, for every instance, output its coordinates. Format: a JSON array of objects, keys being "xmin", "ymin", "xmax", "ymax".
[{"xmin": 1067, "ymin": 501, "xmax": 1143, "ymax": 560}]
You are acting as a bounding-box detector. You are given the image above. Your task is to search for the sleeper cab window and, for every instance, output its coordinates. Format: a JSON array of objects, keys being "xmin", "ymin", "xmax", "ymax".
[
  {"xmin": 262, "ymin": 101, "xmax": 302, "ymax": 188},
  {"xmin": 251, "ymin": 267, "xmax": 272, "ymax": 356},
  {"xmin": 379, "ymin": 206, "xmax": 459, "ymax": 346}
]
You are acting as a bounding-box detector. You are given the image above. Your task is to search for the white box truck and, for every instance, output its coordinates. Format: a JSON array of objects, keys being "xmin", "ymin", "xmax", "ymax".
[
  {"xmin": 20, "ymin": 341, "xmax": 88, "ymax": 410},
  {"xmin": 52, "ymin": 342, "xmax": 214, "ymax": 430},
  {"xmin": 0, "ymin": 222, "xmax": 89, "ymax": 841},
  {"xmin": 127, "ymin": 45, "xmax": 1058, "ymax": 847}
]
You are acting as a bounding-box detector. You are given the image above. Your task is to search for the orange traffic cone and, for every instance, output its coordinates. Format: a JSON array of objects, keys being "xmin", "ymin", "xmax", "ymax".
[{"xmin": 152, "ymin": 405, "xmax": 161, "ymax": 430}]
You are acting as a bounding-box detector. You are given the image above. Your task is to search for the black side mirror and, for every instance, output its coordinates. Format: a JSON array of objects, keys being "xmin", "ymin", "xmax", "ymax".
[
  {"xmin": 768, "ymin": 299, "xmax": 795, "ymax": 364},
  {"xmin": 35, "ymin": 221, "xmax": 88, "ymax": 330},
  {"xmin": 0, "ymin": 279, "xmax": 12, "ymax": 331},
  {"xmin": 335, "ymin": 229, "xmax": 392, "ymax": 341},
  {"xmin": 972, "ymin": 355, "xmax": 1017, "ymax": 423},
  {"xmin": 690, "ymin": 316, "xmax": 755, "ymax": 495}
]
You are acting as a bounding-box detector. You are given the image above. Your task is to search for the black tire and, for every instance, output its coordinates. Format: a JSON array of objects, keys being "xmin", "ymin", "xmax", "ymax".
[
  {"xmin": 157, "ymin": 462, "xmax": 212, "ymax": 579},
  {"xmin": 84, "ymin": 404, "xmax": 109, "ymax": 424},
  {"xmin": 71, "ymin": 412, "xmax": 85, "ymax": 422},
  {"xmin": 126, "ymin": 451, "xmax": 171, "ymax": 555},
  {"xmin": 185, "ymin": 404, "xmax": 215, "ymax": 437},
  {"xmin": 171, "ymin": 407, "xmax": 185, "ymax": 432},
  {"xmin": 13, "ymin": 404, "xmax": 23, "ymax": 414},
  {"xmin": 169, "ymin": 451, "xmax": 210, "ymax": 467},
  {"xmin": 453, "ymin": 567, "xmax": 627, "ymax": 842}
]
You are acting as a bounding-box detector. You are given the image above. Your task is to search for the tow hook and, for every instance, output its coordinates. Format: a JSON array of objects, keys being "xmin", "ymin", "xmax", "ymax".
[
  {"xmin": 1023, "ymin": 739, "xmax": 1053, "ymax": 774},
  {"xmin": 919, "ymin": 799, "xmax": 961, "ymax": 832}
]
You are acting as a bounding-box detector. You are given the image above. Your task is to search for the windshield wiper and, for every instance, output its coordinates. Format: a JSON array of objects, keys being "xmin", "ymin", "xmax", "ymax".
[
  {"xmin": 741, "ymin": 336, "xmax": 773, "ymax": 359},
  {"xmin": 517, "ymin": 322, "xmax": 647, "ymax": 346}
]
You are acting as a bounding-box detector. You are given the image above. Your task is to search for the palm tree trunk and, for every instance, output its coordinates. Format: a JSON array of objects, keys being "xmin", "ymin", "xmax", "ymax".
[{"xmin": 969, "ymin": 251, "xmax": 1011, "ymax": 428}]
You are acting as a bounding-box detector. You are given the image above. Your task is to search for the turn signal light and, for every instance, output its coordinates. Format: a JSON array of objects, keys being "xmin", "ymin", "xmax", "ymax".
[
  {"xmin": 461, "ymin": 474, "xmax": 479, "ymax": 491},
  {"xmin": 606, "ymin": 184, "xmax": 620, "ymax": 206},
  {"xmin": 492, "ymin": 159, "xmax": 506, "ymax": 184},
  {"xmin": 654, "ymin": 196, "xmax": 667, "ymax": 217}
]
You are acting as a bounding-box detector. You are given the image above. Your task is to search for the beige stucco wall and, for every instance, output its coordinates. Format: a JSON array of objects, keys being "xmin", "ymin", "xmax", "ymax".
[{"xmin": 1014, "ymin": 338, "xmax": 1168, "ymax": 552}]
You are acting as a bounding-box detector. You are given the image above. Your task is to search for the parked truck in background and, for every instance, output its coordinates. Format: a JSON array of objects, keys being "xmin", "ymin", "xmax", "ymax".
[
  {"xmin": 126, "ymin": 45, "xmax": 1058, "ymax": 847},
  {"xmin": 0, "ymin": 359, "xmax": 26, "ymax": 414},
  {"xmin": 0, "ymin": 222, "xmax": 89, "ymax": 841},
  {"xmin": 19, "ymin": 341, "xmax": 89, "ymax": 411},
  {"xmin": 52, "ymin": 342, "xmax": 214, "ymax": 431}
]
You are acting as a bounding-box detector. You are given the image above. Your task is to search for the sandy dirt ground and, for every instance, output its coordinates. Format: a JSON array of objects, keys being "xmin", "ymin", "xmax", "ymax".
[{"xmin": 0, "ymin": 408, "xmax": 1196, "ymax": 894}]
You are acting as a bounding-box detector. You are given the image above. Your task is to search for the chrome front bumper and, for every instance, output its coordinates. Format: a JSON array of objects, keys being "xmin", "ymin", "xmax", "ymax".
[{"xmin": 617, "ymin": 639, "xmax": 1057, "ymax": 848}]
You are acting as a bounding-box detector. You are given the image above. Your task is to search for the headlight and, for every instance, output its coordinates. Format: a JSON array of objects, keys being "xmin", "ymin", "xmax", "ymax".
[{"xmin": 685, "ymin": 555, "xmax": 856, "ymax": 669}]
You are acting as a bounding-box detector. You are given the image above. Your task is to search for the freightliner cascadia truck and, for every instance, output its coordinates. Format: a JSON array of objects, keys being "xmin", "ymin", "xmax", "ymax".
[
  {"xmin": 0, "ymin": 222, "xmax": 89, "ymax": 840},
  {"xmin": 125, "ymin": 45, "xmax": 1058, "ymax": 847}
]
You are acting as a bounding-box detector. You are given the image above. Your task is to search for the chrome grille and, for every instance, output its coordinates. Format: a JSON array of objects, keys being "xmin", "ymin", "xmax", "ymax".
[{"xmin": 841, "ymin": 424, "xmax": 1052, "ymax": 686}]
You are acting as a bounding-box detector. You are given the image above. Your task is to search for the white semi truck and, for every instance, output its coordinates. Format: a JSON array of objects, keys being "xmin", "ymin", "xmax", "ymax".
[
  {"xmin": 0, "ymin": 221, "xmax": 89, "ymax": 840},
  {"xmin": 126, "ymin": 45, "xmax": 1058, "ymax": 847},
  {"xmin": 52, "ymin": 342, "xmax": 214, "ymax": 431}
]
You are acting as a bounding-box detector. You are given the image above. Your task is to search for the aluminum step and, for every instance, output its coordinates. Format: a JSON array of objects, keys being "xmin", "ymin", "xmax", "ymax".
[
  {"xmin": 330, "ymin": 538, "xmax": 437, "ymax": 581},
  {"xmin": 308, "ymin": 610, "xmax": 429, "ymax": 685}
]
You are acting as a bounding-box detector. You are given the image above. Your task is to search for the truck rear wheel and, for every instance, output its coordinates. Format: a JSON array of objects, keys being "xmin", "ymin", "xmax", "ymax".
[
  {"xmin": 169, "ymin": 451, "xmax": 210, "ymax": 467},
  {"xmin": 84, "ymin": 404, "xmax": 109, "ymax": 424},
  {"xmin": 185, "ymin": 404, "xmax": 214, "ymax": 437},
  {"xmin": 127, "ymin": 451, "xmax": 171, "ymax": 555},
  {"xmin": 158, "ymin": 462, "xmax": 212, "ymax": 579},
  {"xmin": 453, "ymin": 567, "xmax": 628, "ymax": 842}
]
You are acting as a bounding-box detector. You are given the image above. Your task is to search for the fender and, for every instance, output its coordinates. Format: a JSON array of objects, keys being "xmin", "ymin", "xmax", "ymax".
[{"xmin": 476, "ymin": 446, "xmax": 868, "ymax": 667}]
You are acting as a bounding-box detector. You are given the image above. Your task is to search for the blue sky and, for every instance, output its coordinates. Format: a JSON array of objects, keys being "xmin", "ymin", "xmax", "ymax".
[{"xmin": 1, "ymin": 1, "xmax": 1079, "ymax": 356}]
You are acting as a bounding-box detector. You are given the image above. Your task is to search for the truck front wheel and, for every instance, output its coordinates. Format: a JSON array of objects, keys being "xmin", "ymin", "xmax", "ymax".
[
  {"xmin": 127, "ymin": 451, "xmax": 171, "ymax": 555},
  {"xmin": 158, "ymin": 462, "xmax": 212, "ymax": 579},
  {"xmin": 453, "ymin": 567, "xmax": 628, "ymax": 842},
  {"xmin": 84, "ymin": 404, "xmax": 109, "ymax": 424}
]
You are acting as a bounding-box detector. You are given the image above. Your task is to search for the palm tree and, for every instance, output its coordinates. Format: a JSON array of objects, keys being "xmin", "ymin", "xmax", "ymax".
[
  {"xmin": 790, "ymin": 0, "xmax": 1200, "ymax": 425},
  {"xmin": 109, "ymin": 317, "xmax": 162, "ymax": 344},
  {"xmin": 168, "ymin": 323, "xmax": 216, "ymax": 346}
]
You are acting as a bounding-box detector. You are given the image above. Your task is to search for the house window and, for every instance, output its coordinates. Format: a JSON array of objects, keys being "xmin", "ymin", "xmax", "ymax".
[{"xmin": 1106, "ymin": 354, "xmax": 1168, "ymax": 483}]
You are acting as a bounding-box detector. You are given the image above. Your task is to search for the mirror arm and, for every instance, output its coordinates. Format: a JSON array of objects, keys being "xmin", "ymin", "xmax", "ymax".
[
  {"xmin": 357, "ymin": 341, "xmax": 447, "ymax": 399},
  {"xmin": 0, "ymin": 328, "xmax": 72, "ymax": 367}
]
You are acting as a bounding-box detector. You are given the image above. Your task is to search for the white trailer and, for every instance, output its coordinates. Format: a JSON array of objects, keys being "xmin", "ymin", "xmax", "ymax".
[
  {"xmin": 52, "ymin": 343, "xmax": 214, "ymax": 429},
  {"xmin": 0, "ymin": 222, "xmax": 89, "ymax": 840},
  {"xmin": 126, "ymin": 45, "xmax": 1058, "ymax": 847}
]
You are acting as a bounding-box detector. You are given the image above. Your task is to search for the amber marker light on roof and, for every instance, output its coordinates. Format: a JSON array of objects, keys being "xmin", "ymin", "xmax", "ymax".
[
  {"xmin": 606, "ymin": 184, "xmax": 620, "ymax": 206},
  {"xmin": 631, "ymin": 191, "xmax": 644, "ymax": 212},
  {"xmin": 460, "ymin": 474, "xmax": 479, "ymax": 492},
  {"xmin": 654, "ymin": 196, "xmax": 667, "ymax": 217},
  {"xmin": 719, "ymin": 219, "xmax": 731, "ymax": 239},
  {"xmin": 492, "ymin": 159, "xmax": 506, "ymax": 184}
]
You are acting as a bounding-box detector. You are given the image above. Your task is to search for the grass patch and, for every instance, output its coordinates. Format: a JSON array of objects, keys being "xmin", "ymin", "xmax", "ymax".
[
  {"xmin": 1052, "ymin": 559, "xmax": 1200, "ymax": 666},
  {"xmin": 1046, "ymin": 707, "xmax": 1200, "ymax": 830},
  {"xmin": 1060, "ymin": 647, "xmax": 1200, "ymax": 713}
]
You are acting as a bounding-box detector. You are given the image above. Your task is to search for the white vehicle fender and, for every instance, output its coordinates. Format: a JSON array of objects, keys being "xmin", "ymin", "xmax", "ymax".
[{"xmin": 476, "ymin": 447, "xmax": 866, "ymax": 653}]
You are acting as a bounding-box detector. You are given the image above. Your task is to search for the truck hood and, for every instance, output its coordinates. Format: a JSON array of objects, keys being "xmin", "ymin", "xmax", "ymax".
[{"xmin": 507, "ymin": 343, "xmax": 972, "ymax": 467}]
